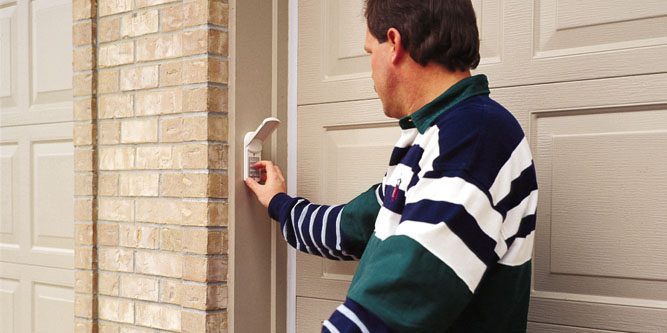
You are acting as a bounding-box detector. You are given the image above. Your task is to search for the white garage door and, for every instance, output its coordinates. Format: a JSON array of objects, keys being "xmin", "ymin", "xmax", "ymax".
[
  {"xmin": 0, "ymin": 0, "xmax": 75, "ymax": 332},
  {"xmin": 295, "ymin": 0, "xmax": 667, "ymax": 331}
]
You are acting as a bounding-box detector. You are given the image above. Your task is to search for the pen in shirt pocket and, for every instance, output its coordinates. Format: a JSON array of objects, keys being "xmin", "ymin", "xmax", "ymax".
[{"xmin": 391, "ymin": 178, "xmax": 402, "ymax": 202}]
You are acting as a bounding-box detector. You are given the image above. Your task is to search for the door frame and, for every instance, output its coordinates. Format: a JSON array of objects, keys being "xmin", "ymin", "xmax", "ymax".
[{"xmin": 228, "ymin": 0, "xmax": 290, "ymax": 332}]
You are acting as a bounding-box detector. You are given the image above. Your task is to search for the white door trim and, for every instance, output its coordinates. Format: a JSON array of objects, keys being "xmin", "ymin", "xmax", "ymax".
[{"xmin": 287, "ymin": 0, "xmax": 298, "ymax": 332}]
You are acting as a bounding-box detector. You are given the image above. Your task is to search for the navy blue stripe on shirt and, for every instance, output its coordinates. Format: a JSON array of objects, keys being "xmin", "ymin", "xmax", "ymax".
[
  {"xmin": 388, "ymin": 146, "xmax": 411, "ymax": 166},
  {"xmin": 506, "ymin": 214, "xmax": 536, "ymax": 247},
  {"xmin": 402, "ymin": 199, "xmax": 499, "ymax": 266},
  {"xmin": 324, "ymin": 298, "xmax": 393, "ymax": 333},
  {"xmin": 494, "ymin": 165, "xmax": 538, "ymax": 218}
]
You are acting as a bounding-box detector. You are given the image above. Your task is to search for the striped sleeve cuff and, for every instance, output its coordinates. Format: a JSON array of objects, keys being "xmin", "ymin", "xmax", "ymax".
[
  {"xmin": 323, "ymin": 298, "xmax": 393, "ymax": 333},
  {"xmin": 268, "ymin": 192, "xmax": 296, "ymax": 221}
]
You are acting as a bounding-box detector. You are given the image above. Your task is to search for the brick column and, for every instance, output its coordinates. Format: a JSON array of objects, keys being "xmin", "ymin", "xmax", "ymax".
[{"xmin": 73, "ymin": 0, "xmax": 230, "ymax": 332}]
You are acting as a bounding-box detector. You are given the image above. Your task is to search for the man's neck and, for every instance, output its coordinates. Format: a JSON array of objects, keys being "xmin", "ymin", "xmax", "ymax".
[{"xmin": 399, "ymin": 65, "xmax": 471, "ymax": 118}]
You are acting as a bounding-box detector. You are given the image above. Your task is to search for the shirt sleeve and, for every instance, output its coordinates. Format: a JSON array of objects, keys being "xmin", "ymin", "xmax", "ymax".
[{"xmin": 267, "ymin": 183, "xmax": 383, "ymax": 260}]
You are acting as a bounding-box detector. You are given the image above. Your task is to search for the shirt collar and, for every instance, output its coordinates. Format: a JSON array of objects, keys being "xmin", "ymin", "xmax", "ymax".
[{"xmin": 399, "ymin": 74, "xmax": 490, "ymax": 134}]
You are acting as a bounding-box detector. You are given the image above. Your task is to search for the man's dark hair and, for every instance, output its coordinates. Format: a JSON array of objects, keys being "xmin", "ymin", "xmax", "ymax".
[{"xmin": 365, "ymin": 0, "xmax": 481, "ymax": 72}]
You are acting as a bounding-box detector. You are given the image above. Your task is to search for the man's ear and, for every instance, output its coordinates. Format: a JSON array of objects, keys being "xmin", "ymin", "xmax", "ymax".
[{"xmin": 386, "ymin": 28, "xmax": 405, "ymax": 64}]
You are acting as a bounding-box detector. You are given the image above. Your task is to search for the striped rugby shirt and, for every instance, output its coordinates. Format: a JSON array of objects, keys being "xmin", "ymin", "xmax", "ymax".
[{"xmin": 268, "ymin": 75, "xmax": 538, "ymax": 332}]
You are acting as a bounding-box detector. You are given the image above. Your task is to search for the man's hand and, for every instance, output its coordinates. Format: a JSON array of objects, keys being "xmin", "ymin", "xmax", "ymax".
[{"xmin": 244, "ymin": 160, "xmax": 287, "ymax": 208}]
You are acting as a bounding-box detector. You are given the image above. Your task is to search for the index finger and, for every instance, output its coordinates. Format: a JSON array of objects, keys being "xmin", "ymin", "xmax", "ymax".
[{"xmin": 251, "ymin": 160, "xmax": 275, "ymax": 170}]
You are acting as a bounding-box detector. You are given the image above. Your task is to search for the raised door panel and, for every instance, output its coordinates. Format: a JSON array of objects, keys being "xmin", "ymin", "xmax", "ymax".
[
  {"xmin": 0, "ymin": 2, "xmax": 17, "ymax": 103},
  {"xmin": 298, "ymin": 0, "xmax": 504, "ymax": 104},
  {"xmin": 490, "ymin": 73, "xmax": 667, "ymax": 331},
  {"xmin": 0, "ymin": 122, "xmax": 74, "ymax": 268},
  {"xmin": 296, "ymin": 99, "xmax": 400, "ymax": 301}
]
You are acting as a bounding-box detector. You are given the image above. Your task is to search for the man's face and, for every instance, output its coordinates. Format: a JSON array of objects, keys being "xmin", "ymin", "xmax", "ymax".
[{"xmin": 364, "ymin": 29, "xmax": 399, "ymax": 118}]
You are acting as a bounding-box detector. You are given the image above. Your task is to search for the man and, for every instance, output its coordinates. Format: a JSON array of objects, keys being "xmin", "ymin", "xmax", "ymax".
[{"xmin": 246, "ymin": 0, "xmax": 538, "ymax": 332}]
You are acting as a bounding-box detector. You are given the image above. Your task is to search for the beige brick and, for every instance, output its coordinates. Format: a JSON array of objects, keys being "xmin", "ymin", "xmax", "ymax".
[
  {"xmin": 99, "ymin": 42, "xmax": 134, "ymax": 68},
  {"xmin": 75, "ymin": 293, "xmax": 93, "ymax": 318},
  {"xmin": 207, "ymin": 202, "xmax": 228, "ymax": 227},
  {"xmin": 98, "ymin": 16, "xmax": 122, "ymax": 43},
  {"xmin": 181, "ymin": 284, "xmax": 228, "ymax": 310},
  {"xmin": 209, "ymin": 85, "xmax": 228, "ymax": 112},
  {"xmin": 183, "ymin": 87, "xmax": 207, "ymax": 112},
  {"xmin": 182, "ymin": 255, "xmax": 227, "ymax": 282},
  {"xmin": 135, "ymin": 198, "xmax": 182, "ymax": 224},
  {"xmin": 74, "ymin": 97, "xmax": 95, "ymax": 121},
  {"xmin": 208, "ymin": 143, "xmax": 228, "ymax": 169},
  {"xmin": 182, "ymin": 0, "xmax": 207, "ymax": 27},
  {"xmin": 119, "ymin": 224, "xmax": 159, "ymax": 249},
  {"xmin": 135, "ymin": 146, "xmax": 175, "ymax": 170},
  {"xmin": 175, "ymin": 143, "xmax": 207, "ymax": 169},
  {"xmin": 72, "ymin": 0, "xmax": 93, "ymax": 20},
  {"xmin": 99, "ymin": 173, "xmax": 119, "ymax": 196},
  {"xmin": 120, "ymin": 66, "xmax": 159, "ymax": 91},
  {"xmin": 119, "ymin": 173, "xmax": 159, "ymax": 197},
  {"xmin": 74, "ymin": 173, "xmax": 94, "ymax": 196},
  {"xmin": 99, "ymin": 272, "xmax": 120, "ymax": 296},
  {"xmin": 135, "ymin": 302, "xmax": 181, "ymax": 331},
  {"xmin": 73, "ymin": 123, "xmax": 94, "ymax": 146},
  {"xmin": 98, "ymin": 247, "xmax": 134, "ymax": 272},
  {"xmin": 136, "ymin": 0, "xmax": 178, "ymax": 8},
  {"xmin": 209, "ymin": 58, "xmax": 228, "ymax": 84},
  {"xmin": 120, "ymin": 118, "xmax": 158, "ymax": 143},
  {"xmin": 137, "ymin": 33, "xmax": 182, "ymax": 62},
  {"xmin": 73, "ymin": 72, "xmax": 93, "ymax": 96},
  {"xmin": 159, "ymin": 279, "xmax": 182, "ymax": 304},
  {"xmin": 74, "ymin": 198, "xmax": 94, "ymax": 222},
  {"xmin": 98, "ymin": 222, "xmax": 120, "ymax": 246},
  {"xmin": 160, "ymin": 116, "xmax": 207, "ymax": 142},
  {"xmin": 182, "ymin": 29, "xmax": 207, "ymax": 56},
  {"xmin": 98, "ymin": 297, "xmax": 134, "ymax": 324},
  {"xmin": 120, "ymin": 275, "xmax": 158, "ymax": 301},
  {"xmin": 73, "ymin": 46, "xmax": 94, "ymax": 71},
  {"xmin": 121, "ymin": 10, "xmax": 158, "ymax": 38},
  {"xmin": 75, "ymin": 223, "xmax": 93, "ymax": 246},
  {"xmin": 135, "ymin": 251, "xmax": 182, "ymax": 278},
  {"xmin": 99, "ymin": 0, "xmax": 133, "ymax": 17},
  {"xmin": 209, "ymin": 173, "xmax": 227, "ymax": 198},
  {"xmin": 73, "ymin": 21, "xmax": 93, "ymax": 46},
  {"xmin": 159, "ymin": 61, "xmax": 183, "ymax": 87},
  {"xmin": 99, "ymin": 94, "xmax": 134, "ymax": 119},
  {"xmin": 160, "ymin": 227, "xmax": 182, "ymax": 251},
  {"xmin": 75, "ymin": 246, "xmax": 95, "ymax": 269},
  {"xmin": 99, "ymin": 197, "xmax": 134, "ymax": 221},
  {"xmin": 119, "ymin": 327, "xmax": 153, "ymax": 333},
  {"xmin": 209, "ymin": 30, "xmax": 228, "ymax": 56},
  {"xmin": 209, "ymin": 115, "xmax": 228, "ymax": 141},
  {"xmin": 210, "ymin": 1, "xmax": 229, "ymax": 27},
  {"xmin": 181, "ymin": 310, "xmax": 227, "ymax": 333},
  {"xmin": 182, "ymin": 228, "xmax": 225, "ymax": 254},
  {"xmin": 75, "ymin": 318, "xmax": 97, "ymax": 333},
  {"xmin": 75, "ymin": 270, "xmax": 94, "ymax": 294},
  {"xmin": 180, "ymin": 201, "xmax": 209, "ymax": 226},
  {"xmin": 99, "ymin": 120, "xmax": 121, "ymax": 145},
  {"xmin": 182, "ymin": 58, "xmax": 207, "ymax": 84},
  {"xmin": 135, "ymin": 89, "xmax": 182, "ymax": 116},
  {"xmin": 160, "ymin": 4, "xmax": 183, "ymax": 32},
  {"xmin": 74, "ymin": 148, "xmax": 94, "ymax": 172},
  {"xmin": 99, "ymin": 147, "xmax": 135, "ymax": 170},
  {"xmin": 99, "ymin": 322, "xmax": 120, "ymax": 333},
  {"xmin": 160, "ymin": 173, "xmax": 207, "ymax": 198},
  {"xmin": 99, "ymin": 70, "xmax": 120, "ymax": 94}
]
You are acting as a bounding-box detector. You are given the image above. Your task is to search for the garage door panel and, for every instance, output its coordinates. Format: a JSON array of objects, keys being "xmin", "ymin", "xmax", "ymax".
[
  {"xmin": 0, "ymin": 278, "xmax": 20, "ymax": 333},
  {"xmin": 0, "ymin": 3, "xmax": 16, "ymax": 102},
  {"xmin": 0, "ymin": 122, "xmax": 74, "ymax": 268},
  {"xmin": 299, "ymin": 0, "xmax": 504, "ymax": 104},
  {"xmin": 1, "ymin": 143, "xmax": 18, "ymax": 242},
  {"xmin": 31, "ymin": 0, "xmax": 72, "ymax": 106},
  {"xmin": 33, "ymin": 282, "xmax": 74, "ymax": 333},
  {"xmin": 296, "ymin": 297, "xmax": 340, "ymax": 333},
  {"xmin": 32, "ymin": 140, "xmax": 74, "ymax": 252},
  {"xmin": 297, "ymin": 100, "xmax": 399, "ymax": 302}
]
